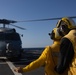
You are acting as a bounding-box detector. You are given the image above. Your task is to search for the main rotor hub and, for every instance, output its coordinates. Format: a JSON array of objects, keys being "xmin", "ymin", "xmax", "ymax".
[
  {"xmin": 0, "ymin": 19, "xmax": 17, "ymax": 28},
  {"xmin": 0, "ymin": 19, "xmax": 17, "ymax": 24}
]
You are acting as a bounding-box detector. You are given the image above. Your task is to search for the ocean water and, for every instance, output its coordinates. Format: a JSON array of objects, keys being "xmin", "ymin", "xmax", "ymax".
[
  {"xmin": 22, "ymin": 47, "xmax": 45, "ymax": 59},
  {"xmin": 23, "ymin": 47, "xmax": 44, "ymax": 54},
  {"xmin": 23, "ymin": 47, "xmax": 44, "ymax": 51}
]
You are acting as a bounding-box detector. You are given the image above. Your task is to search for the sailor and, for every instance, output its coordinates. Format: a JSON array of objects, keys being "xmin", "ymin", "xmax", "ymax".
[
  {"xmin": 54, "ymin": 17, "xmax": 76, "ymax": 75},
  {"xmin": 14, "ymin": 26, "xmax": 67, "ymax": 75}
]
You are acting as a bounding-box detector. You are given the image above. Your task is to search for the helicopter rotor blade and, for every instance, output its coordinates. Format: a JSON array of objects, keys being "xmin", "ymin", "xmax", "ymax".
[
  {"xmin": 0, "ymin": 19, "xmax": 17, "ymax": 24},
  {"xmin": 10, "ymin": 24, "xmax": 26, "ymax": 30},
  {"xmin": 17, "ymin": 16, "xmax": 76, "ymax": 22},
  {"xmin": 0, "ymin": 16, "xmax": 76, "ymax": 29}
]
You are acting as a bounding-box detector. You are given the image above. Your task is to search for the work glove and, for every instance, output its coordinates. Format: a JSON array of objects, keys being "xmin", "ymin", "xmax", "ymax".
[{"xmin": 14, "ymin": 67, "xmax": 23, "ymax": 73}]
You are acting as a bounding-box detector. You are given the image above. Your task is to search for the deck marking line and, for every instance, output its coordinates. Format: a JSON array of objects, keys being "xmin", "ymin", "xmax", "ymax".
[
  {"xmin": 0, "ymin": 62, "xmax": 7, "ymax": 64},
  {"xmin": 4, "ymin": 57, "xmax": 22, "ymax": 75}
]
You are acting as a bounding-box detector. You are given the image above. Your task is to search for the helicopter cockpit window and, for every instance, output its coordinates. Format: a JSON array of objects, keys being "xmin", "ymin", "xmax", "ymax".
[
  {"xmin": 5, "ymin": 33, "xmax": 21, "ymax": 41},
  {"xmin": 0, "ymin": 33, "xmax": 21, "ymax": 41}
]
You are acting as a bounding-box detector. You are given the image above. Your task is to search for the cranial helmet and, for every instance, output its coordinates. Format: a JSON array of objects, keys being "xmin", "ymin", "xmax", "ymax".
[
  {"xmin": 56, "ymin": 17, "xmax": 76, "ymax": 36},
  {"xmin": 49, "ymin": 28, "xmax": 62, "ymax": 40}
]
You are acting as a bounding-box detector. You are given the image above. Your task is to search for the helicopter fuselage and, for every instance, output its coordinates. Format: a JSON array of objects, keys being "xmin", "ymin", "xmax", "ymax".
[{"xmin": 0, "ymin": 28, "xmax": 23, "ymax": 58}]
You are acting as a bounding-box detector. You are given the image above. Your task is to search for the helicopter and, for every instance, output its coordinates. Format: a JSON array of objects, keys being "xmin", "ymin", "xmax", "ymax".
[
  {"xmin": 0, "ymin": 16, "xmax": 76, "ymax": 59},
  {"xmin": 0, "ymin": 19, "xmax": 26, "ymax": 59}
]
